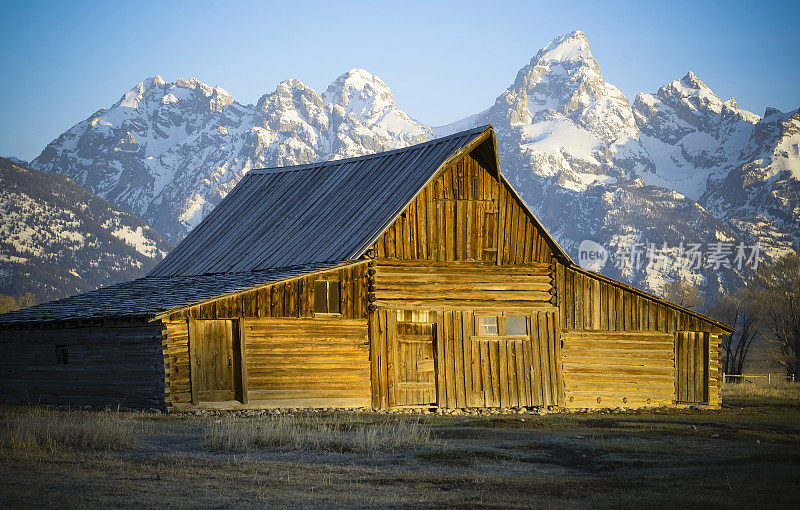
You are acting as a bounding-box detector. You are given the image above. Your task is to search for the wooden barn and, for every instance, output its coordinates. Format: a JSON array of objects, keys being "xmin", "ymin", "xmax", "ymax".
[{"xmin": 0, "ymin": 126, "xmax": 733, "ymax": 412}]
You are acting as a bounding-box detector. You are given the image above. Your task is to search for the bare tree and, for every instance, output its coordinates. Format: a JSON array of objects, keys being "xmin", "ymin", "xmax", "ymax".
[
  {"xmin": 662, "ymin": 279, "xmax": 705, "ymax": 310},
  {"xmin": 0, "ymin": 293, "xmax": 38, "ymax": 314},
  {"xmin": 711, "ymin": 291, "xmax": 759, "ymax": 375},
  {"xmin": 742, "ymin": 252, "xmax": 800, "ymax": 377},
  {"xmin": 16, "ymin": 292, "xmax": 36, "ymax": 309}
]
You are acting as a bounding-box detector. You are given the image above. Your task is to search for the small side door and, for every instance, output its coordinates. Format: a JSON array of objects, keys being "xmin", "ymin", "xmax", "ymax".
[
  {"xmin": 675, "ymin": 331, "xmax": 709, "ymax": 404},
  {"xmin": 189, "ymin": 319, "xmax": 240, "ymax": 403},
  {"xmin": 393, "ymin": 321, "xmax": 437, "ymax": 406}
]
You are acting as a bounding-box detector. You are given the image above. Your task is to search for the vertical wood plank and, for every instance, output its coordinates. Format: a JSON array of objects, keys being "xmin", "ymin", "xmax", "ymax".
[
  {"xmin": 453, "ymin": 311, "xmax": 466, "ymax": 408},
  {"xmin": 237, "ymin": 319, "xmax": 249, "ymax": 404},
  {"xmin": 461, "ymin": 311, "xmax": 473, "ymax": 407},
  {"xmin": 552, "ymin": 311, "xmax": 564, "ymax": 407},
  {"xmin": 188, "ymin": 319, "xmax": 199, "ymax": 405},
  {"xmin": 387, "ymin": 311, "xmax": 397, "ymax": 407},
  {"xmin": 480, "ymin": 339, "xmax": 491, "ymax": 406},
  {"xmin": 522, "ymin": 325, "xmax": 534, "ymax": 405},
  {"xmin": 537, "ymin": 312, "xmax": 552, "ymax": 406},
  {"xmin": 513, "ymin": 339, "xmax": 526, "ymax": 407},
  {"xmin": 443, "ymin": 312, "xmax": 456, "ymax": 408}
]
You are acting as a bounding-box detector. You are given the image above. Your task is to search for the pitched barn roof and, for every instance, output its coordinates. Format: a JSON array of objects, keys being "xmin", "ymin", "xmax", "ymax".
[{"xmin": 150, "ymin": 125, "xmax": 494, "ymax": 277}]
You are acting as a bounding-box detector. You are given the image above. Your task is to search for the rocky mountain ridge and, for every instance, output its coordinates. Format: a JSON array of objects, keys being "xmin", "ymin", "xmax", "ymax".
[{"xmin": 0, "ymin": 158, "xmax": 170, "ymax": 302}]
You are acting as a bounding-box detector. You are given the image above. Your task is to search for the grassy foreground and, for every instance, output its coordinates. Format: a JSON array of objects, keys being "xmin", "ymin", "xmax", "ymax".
[{"xmin": 0, "ymin": 383, "xmax": 798, "ymax": 509}]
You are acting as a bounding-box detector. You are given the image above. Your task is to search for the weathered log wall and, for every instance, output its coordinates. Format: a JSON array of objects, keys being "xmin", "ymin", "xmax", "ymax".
[
  {"xmin": 243, "ymin": 318, "xmax": 370, "ymax": 408},
  {"xmin": 373, "ymin": 260, "xmax": 555, "ymax": 311},
  {"xmin": 561, "ymin": 330, "xmax": 675, "ymax": 408},
  {"xmin": 555, "ymin": 262, "xmax": 725, "ymax": 408},
  {"xmin": 161, "ymin": 263, "xmax": 368, "ymax": 322},
  {"xmin": 0, "ymin": 323, "xmax": 164, "ymax": 409}
]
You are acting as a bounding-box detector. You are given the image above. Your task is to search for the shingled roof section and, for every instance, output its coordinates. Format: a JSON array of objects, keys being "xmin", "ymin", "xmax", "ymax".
[
  {"xmin": 0, "ymin": 264, "xmax": 337, "ymax": 325},
  {"xmin": 150, "ymin": 125, "xmax": 491, "ymax": 277}
]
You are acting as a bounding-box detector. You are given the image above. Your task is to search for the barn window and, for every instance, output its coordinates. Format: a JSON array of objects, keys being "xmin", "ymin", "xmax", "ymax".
[
  {"xmin": 55, "ymin": 345, "xmax": 69, "ymax": 365},
  {"xmin": 314, "ymin": 280, "xmax": 340, "ymax": 314},
  {"xmin": 506, "ymin": 316, "xmax": 528, "ymax": 335},
  {"xmin": 477, "ymin": 316, "xmax": 498, "ymax": 335}
]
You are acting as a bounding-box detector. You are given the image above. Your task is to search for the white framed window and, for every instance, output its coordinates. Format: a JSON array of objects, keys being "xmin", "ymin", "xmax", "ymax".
[{"xmin": 477, "ymin": 316, "xmax": 498, "ymax": 335}]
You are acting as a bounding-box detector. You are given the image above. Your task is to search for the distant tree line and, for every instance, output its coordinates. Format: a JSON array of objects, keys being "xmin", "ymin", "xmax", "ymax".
[{"xmin": 665, "ymin": 252, "xmax": 800, "ymax": 378}]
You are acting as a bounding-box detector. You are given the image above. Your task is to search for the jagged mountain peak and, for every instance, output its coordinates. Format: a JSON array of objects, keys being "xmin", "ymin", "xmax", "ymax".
[
  {"xmin": 513, "ymin": 30, "xmax": 601, "ymax": 91},
  {"xmin": 660, "ymin": 70, "xmax": 728, "ymax": 114},
  {"xmin": 503, "ymin": 30, "xmax": 637, "ymax": 144},
  {"xmin": 480, "ymin": 29, "xmax": 645, "ymax": 189},
  {"xmin": 112, "ymin": 75, "xmax": 236, "ymax": 112},
  {"xmin": 324, "ymin": 68, "xmax": 395, "ymax": 109},
  {"xmin": 764, "ymin": 106, "xmax": 783, "ymax": 118},
  {"xmin": 535, "ymin": 29, "xmax": 593, "ymax": 64}
]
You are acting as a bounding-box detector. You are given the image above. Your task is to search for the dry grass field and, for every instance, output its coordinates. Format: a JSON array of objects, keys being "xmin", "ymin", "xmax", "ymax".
[{"xmin": 1, "ymin": 382, "xmax": 798, "ymax": 508}]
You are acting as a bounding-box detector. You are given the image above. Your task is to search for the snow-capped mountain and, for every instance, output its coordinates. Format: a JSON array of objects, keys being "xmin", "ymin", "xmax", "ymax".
[
  {"xmin": 632, "ymin": 71, "xmax": 799, "ymax": 262},
  {"xmin": 438, "ymin": 30, "xmax": 654, "ymax": 193},
  {"xmin": 25, "ymin": 30, "xmax": 799, "ymax": 303},
  {"xmin": 0, "ymin": 158, "xmax": 170, "ymax": 302},
  {"xmin": 438, "ymin": 30, "xmax": 798, "ymax": 300},
  {"xmin": 32, "ymin": 71, "xmax": 430, "ymax": 240}
]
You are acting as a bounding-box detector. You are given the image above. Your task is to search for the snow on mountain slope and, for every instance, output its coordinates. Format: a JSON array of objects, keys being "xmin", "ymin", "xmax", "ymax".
[
  {"xmin": 0, "ymin": 158, "xmax": 170, "ymax": 302},
  {"xmin": 701, "ymin": 107, "xmax": 800, "ymax": 258},
  {"xmin": 633, "ymin": 71, "xmax": 760, "ymax": 199},
  {"xmin": 632, "ymin": 71, "xmax": 799, "ymax": 260},
  {"xmin": 473, "ymin": 30, "xmax": 653, "ymax": 193},
  {"xmin": 31, "ymin": 70, "xmax": 431, "ymax": 240}
]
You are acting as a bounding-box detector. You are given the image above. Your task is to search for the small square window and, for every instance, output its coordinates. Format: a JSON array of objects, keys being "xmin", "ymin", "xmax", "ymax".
[
  {"xmin": 477, "ymin": 316, "xmax": 498, "ymax": 335},
  {"xmin": 55, "ymin": 345, "xmax": 69, "ymax": 365},
  {"xmin": 506, "ymin": 316, "xmax": 528, "ymax": 335},
  {"xmin": 314, "ymin": 280, "xmax": 340, "ymax": 314}
]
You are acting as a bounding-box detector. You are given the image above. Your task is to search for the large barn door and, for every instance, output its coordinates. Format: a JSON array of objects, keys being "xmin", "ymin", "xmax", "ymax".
[
  {"xmin": 189, "ymin": 319, "xmax": 243, "ymax": 403},
  {"xmin": 392, "ymin": 321, "xmax": 437, "ymax": 406},
  {"xmin": 676, "ymin": 331, "xmax": 709, "ymax": 404}
]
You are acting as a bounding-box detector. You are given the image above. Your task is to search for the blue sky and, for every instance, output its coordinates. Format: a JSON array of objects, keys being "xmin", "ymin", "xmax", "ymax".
[{"xmin": 1, "ymin": 0, "xmax": 798, "ymax": 161}]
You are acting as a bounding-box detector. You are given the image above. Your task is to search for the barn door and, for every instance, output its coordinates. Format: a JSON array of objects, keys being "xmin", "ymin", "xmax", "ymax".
[
  {"xmin": 189, "ymin": 319, "xmax": 244, "ymax": 403},
  {"xmin": 392, "ymin": 321, "xmax": 437, "ymax": 406},
  {"xmin": 528, "ymin": 310, "xmax": 563, "ymax": 407},
  {"xmin": 676, "ymin": 331, "xmax": 709, "ymax": 404}
]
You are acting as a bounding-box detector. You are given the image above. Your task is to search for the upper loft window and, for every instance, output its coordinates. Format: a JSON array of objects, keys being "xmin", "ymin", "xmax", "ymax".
[{"xmin": 314, "ymin": 280, "xmax": 340, "ymax": 314}]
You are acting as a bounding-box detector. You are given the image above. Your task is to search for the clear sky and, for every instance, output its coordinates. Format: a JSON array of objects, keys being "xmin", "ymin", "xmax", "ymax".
[{"xmin": 1, "ymin": 0, "xmax": 798, "ymax": 161}]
